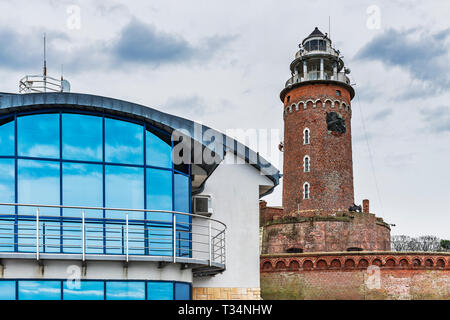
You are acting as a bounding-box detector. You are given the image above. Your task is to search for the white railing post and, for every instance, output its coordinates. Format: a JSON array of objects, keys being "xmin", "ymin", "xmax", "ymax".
[
  {"xmin": 172, "ymin": 215, "xmax": 176, "ymax": 263},
  {"xmin": 36, "ymin": 208, "xmax": 39, "ymax": 261},
  {"xmin": 125, "ymin": 212, "xmax": 129, "ymax": 262},
  {"xmin": 223, "ymin": 229, "xmax": 226, "ymax": 265},
  {"xmin": 82, "ymin": 209, "xmax": 85, "ymax": 261},
  {"xmin": 208, "ymin": 220, "xmax": 212, "ymax": 266}
]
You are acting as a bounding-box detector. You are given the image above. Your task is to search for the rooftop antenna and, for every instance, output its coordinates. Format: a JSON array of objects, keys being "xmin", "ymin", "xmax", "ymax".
[
  {"xmin": 18, "ymin": 33, "xmax": 71, "ymax": 94},
  {"xmin": 328, "ymin": 16, "xmax": 331, "ymax": 40}
]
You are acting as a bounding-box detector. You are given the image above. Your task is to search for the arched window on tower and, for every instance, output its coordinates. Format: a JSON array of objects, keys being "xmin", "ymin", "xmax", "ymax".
[
  {"xmin": 303, "ymin": 182, "xmax": 310, "ymax": 199},
  {"xmin": 303, "ymin": 128, "xmax": 310, "ymax": 145},
  {"xmin": 303, "ymin": 155, "xmax": 310, "ymax": 172}
]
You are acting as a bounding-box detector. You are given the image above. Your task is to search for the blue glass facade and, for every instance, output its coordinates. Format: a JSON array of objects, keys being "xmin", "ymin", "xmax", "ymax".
[
  {"xmin": 0, "ymin": 280, "xmax": 191, "ymax": 300},
  {"xmin": 0, "ymin": 110, "xmax": 191, "ymax": 257}
]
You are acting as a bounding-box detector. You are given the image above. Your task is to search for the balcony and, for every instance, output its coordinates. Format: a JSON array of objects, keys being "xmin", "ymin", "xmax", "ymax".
[
  {"xmin": 294, "ymin": 46, "xmax": 339, "ymax": 59},
  {"xmin": 0, "ymin": 203, "xmax": 226, "ymax": 277},
  {"xmin": 285, "ymin": 72, "xmax": 350, "ymax": 87}
]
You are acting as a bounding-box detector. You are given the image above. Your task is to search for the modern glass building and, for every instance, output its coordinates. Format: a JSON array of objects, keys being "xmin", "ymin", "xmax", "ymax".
[{"xmin": 0, "ymin": 90, "xmax": 280, "ymax": 300}]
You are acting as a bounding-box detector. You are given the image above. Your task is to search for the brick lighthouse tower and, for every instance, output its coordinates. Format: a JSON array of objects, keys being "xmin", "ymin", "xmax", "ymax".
[
  {"xmin": 260, "ymin": 27, "xmax": 391, "ymax": 253},
  {"xmin": 280, "ymin": 27, "xmax": 355, "ymax": 216}
]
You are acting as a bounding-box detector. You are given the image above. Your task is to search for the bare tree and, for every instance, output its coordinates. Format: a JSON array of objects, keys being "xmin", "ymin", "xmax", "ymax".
[{"xmin": 391, "ymin": 235, "xmax": 442, "ymax": 252}]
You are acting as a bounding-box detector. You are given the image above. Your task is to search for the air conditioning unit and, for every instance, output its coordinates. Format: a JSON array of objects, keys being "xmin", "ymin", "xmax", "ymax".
[{"xmin": 193, "ymin": 195, "xmax": 213, "ymax": 217}]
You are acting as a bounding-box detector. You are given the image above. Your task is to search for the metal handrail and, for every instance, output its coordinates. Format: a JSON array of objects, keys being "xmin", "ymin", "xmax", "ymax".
[
  {"xmin": 285, "ymin": 72, "xmax": 350, "ymax": 87},
  {"xmin": 0, "ymin": 203, "xmax": 227, "ymax": 269}
]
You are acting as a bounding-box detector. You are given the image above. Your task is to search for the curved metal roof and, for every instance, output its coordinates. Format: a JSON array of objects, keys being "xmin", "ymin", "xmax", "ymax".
[{"xmin": 0, "ymin": 92, "xmax": 280, "ymax": 195}]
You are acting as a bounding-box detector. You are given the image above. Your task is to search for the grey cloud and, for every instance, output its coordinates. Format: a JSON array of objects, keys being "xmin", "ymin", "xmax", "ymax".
[
  {"xmin": 355, "ymin": 28, "xmax": 450, "ymax": 96},
  {"xmin": 420, "ymin": 106, "xmax": 450, "ymax": 133},
  {"xmin": 0, "ymin": 18, "xmax": 236, "ymax": 73},
  {"xmin": 0, "ymin": 29, "xmax": 68, "ymax": 70},
  {"xmin": 111, "ymin": 19, "xmax": 236, "ymax": 66},
  {"xmin": 371, "ymin": 108, "xmax": 393, "ymax": 122},
  {"xmin": 164, "ymin": 95, "xmax": 210, "ymax": 118}
]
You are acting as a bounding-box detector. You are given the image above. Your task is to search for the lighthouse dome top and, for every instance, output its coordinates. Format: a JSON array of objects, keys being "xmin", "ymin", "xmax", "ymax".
[{"xmin": 302, "ymin": 27, "xmax": 328, "ymax": 44}]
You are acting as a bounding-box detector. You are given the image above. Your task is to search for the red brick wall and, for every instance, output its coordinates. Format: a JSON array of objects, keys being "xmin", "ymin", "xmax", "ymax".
[
  {"xmin": 259, "ymin": 201, "xmax": 284, "ymax": 226},
  {"xmin": 260, "ymin": 252, "xmax": 450, "ymax": 299},
  {"xmin": 282, "ymin": 83, "xmax": 354, "ymax": 216},
  {"xmin": 262, "ymin": 212, "xmax": 391, "ymax": 253}
]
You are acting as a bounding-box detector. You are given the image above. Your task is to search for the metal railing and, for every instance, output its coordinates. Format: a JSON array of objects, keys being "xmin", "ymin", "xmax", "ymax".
[
  {"xmin": 0, "ymin": 203, "xmax": 226, "ymax": 269},
  {"xmin": 285, "ymin": 72, "xmax": 350, "ymax": 87},
  {"xmin": 295, "ymin": 46, "xmax": 340, "ymax": 59},
  {"xmin": 19, "ymin": 75, "xmax": 67, "ymax": 93}
]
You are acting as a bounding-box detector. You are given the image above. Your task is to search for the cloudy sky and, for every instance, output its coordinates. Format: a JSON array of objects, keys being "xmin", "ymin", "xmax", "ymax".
[{"xmin": 0, "ymin": 0, "xmax": 449, "ymax": 238}]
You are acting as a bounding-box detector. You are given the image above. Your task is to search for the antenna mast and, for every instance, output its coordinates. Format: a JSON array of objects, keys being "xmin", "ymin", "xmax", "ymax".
[{"xmin": 328, "ymin": 16, "xmax": 331, "ymax": 40}]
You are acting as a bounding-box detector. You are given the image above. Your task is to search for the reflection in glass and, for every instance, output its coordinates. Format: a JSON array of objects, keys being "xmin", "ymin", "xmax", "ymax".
[
  {"xmin": 146, "ymin": 168, "xmax": 172, "ymax": 213},
  {"xmin": 105, "ymin": 166, "xmax": 144, "ymax": 220},
  {"xmin": 62, "ymin": 222, "xmax": 82, "ymax": 254},
  {"xmin": 146, "ymin": 131, "xmax": 171, "ymax": 168},
  {"xmin": 85, "ymin": 222, "xmax": 104, "ymax": 254},
  {"xmin": 18, "ymin": 281, "xmax": 61, "ymax": 300},
  {"xmin": 147, "ymin": 282, "xmax": 173, "ymax": 300},
  {"xmin": 105, "ymin": 118, "xmax": 143, "ymax": 165},
  {"xmin": 41, "ymin": 221, "xmax": 61, "ymax": 253},
  {"xmin": 0, "ymin": 157, "xmax": 13, "ymax": 252},
  {"xmin": 18, "ymin": 159, "xmax": 60, "ymax": 216},
  {"xmin": 174, "ymin": 282, "xmax": 191, "ymax": 300},
  {"xmin": 0, "ymin": 118, "xmax": 14, "ymax": 156},
  {"xmin": 62, "ymin": 163, "xmax": 103, "ymax": 218},
  {"xmin": 0, "ymin": 281, "xmax": 15, "ymax": 300},
  {"xmin": 63, "ymin": 281, "xmax": 104, "ymax": 300},
  {"xmin": 174, "ymin": 173, "xmax": 189, "ymax": 213},
  {"xmin": 18, "ymin": 114, "xmax": 59, "ymax": 158},
  {"xmin": 106, "ymin": 281, "xmax": 145, "ymax": 300},
  {"xmin": 147, "ymin": 168, "xmax": 173, "ymax": 256},
  {"xmin": 0, "ymin": 159, "xmax": 15, "ymax": 214},
  {"xmin": 174, "ymin": 173, "xmax": 190, "ymax": 257},
  {"xmin": 62, "ymin": 113, "xmax": 102, "ymax": 161}
]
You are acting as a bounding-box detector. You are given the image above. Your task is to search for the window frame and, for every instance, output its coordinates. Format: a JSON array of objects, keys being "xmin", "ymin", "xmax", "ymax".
[
  {"xmin": 303, "ymin": 155, "xmax": 310, "ymax": 173},
  {"xmin": 303, "ymin": 128, "xmax": 310, "ymax": 145},
  {"xmin": 303, "ymin": 182, "xmax": 310, "ymax": 200}
]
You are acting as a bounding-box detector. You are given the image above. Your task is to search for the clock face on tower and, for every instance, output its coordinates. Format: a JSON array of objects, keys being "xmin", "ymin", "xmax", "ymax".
[{"xmin": 326, "ymin": 112, "xmax": 346, "ymax": 134}]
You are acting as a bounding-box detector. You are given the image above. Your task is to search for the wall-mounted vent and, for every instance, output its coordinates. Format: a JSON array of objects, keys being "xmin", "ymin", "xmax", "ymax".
[{"xmin": 193, "ymin": 195, "xmax": 213, "ymax": 217}]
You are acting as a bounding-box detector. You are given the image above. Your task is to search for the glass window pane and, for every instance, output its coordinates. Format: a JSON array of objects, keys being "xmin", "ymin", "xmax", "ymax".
[
  {"xmin": 146, "ymin": 168, "xmax": 172, "ymax": 212},
  {"xmin": 18, "ymin": 114, "xmax": 59, "ymax": 158},
  {"xmin": 85, "ymin": 222, "xmax": 104, "ymax": 254},
  {"xmin": 18, "ymin": 159, "xmax": 60, "ymax": 216},
  {"xmin": 62, "ymin": 222, "xmax": 82, "ymax": 254},
  {"xmin": 105, "ymin": 281, "xmax": 145, "ymax": 300},
  {"xmin": 17, "ymin": 219, "xmax": 35, "ymax": 252},
  {"xmin": 63, "ymin": 163, "xmax": 103, "ymax": 219},
  {"xmin": 0, "ymin": 218, "xmax": 14, "ymax": 252},
  {"xmin": 147, "ymin": 282, "xmax": 173, "ymax": 300},
  {"xmin": 0, "ymin": 159, "xmax": 15, "ymax": 214},
  {"xmin": 18, "ymin": 280, "xmax": 61, "ymax": 300},
  {"xmin": 146, "ymin": 131, "xmax": 172, "ymax": 168},
  {"xmin": 174, "ymin": 282, "xmax": 191, "ymax": 300},
  {"xmin": 174, "ymin": 173, "xmax": 189, "ymax": 213},
  {"xmin": 147, "ymin": 168, "xmax": 173, "ymax": 256},
  {"xmin": 0, "ymin": 118, "xmax": 14, "ymax": 156},
  {"xmin": 41, "ymin": 221, "xmax": 61, "ymax": 253},
  {"xmin": 0, "ymin": 281, "xmax": 16, "ymax": 300},
  {"xmin": 105, "ymin": 118, "xmax": 143, "ymax": 165},
  {"xmin": 63, "ymin": 280, "xmax": 104, "ymax": 300},
  {"xmin": 62, "ymin": 113, "xmax": 102, "ymax": 161},
  {"xmin": 105, "ymin": 166, "xmax": 144, "ymax": 220}
]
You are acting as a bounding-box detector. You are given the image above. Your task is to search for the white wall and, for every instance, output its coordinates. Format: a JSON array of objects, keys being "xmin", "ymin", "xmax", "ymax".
[
  {"xmin": 193, "ymin": 152, "xmax": 274, "ymax": 288},
  {"xmin": 1, "ymin": 260, "xmax": 192, "ymax": 283}
]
